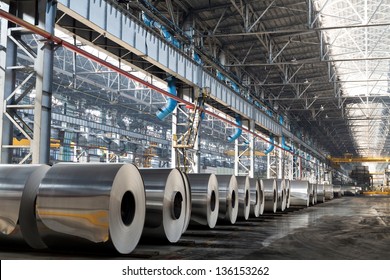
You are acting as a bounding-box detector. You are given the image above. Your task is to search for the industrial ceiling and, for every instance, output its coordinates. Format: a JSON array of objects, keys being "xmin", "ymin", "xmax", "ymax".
[{"xmin": 121, "ymin": 0, "xmax": 390, "ymax": 159}]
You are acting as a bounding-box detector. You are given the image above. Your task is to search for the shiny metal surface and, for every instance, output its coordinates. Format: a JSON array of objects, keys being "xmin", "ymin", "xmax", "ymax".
[
  {"xmin": 290, "ymin": 180, "xmax": 310, "ymax": 207},
  {"xmin": 258, "ymin": 179, "xmax": 265, "ymax": 215},
  {"xmin": 324, "ymin": 184, "xmax": 334, "ymax": 200},
  {"xmin": 262, "ymin": 179, "xmax": 277, "ymax": 213},
  {"xmin": 187, "ymin": 173, "xmax": 219, "ymax": 228},
  {"xmin": 179, "ymin": 171, "xmax": 192, "ymax": 233},
  {"xmin": 276, "ymin": 179, "xmax": 286, "ymax": 212},
  {"xmin": 249, "ymin": 178, "xmax": 261, "ymax": 217},
  {"xmin": 216, "ymin": 175, "xmax": 238, "ymax": 224},
  {"xmin": 0, "ymin": 165, "xmax": 49, "ymax": 249},
  {"xmin": 236, "ymin": 176, "xmax": 250, "ymax": 220},
  {"xmin": 316, "ymin": 184, "xmax": 325, "ymax": 203},
  {"xmin": 37, "ymin": 163, "xmax": 145, "ymax": 254},
  {"xmin": 313, "ymin": 184, "xmax": 318, "ymax": 204},
  {"xmin": 140, "ymin": 168, "xmax": 186, "ymax": 243},
  {"xmin": 309, "ymin": 183, "xmax": 315, "ymax": 206},
  {"xmin": 333, "ymin": 185, "xmax": 343, "ymax": 198},
  {"xmin": 285, "ymin": 179, "xmax": 291, "ymax": 209}
]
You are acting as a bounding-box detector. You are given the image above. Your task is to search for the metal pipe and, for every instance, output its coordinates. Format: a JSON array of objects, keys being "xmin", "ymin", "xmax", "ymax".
[
  {"xmin": 216, "ymin": 175, "xmax": 238, "ymax": 224},
  {"xmin": 264, "ymin": 135, "xmax": 275, "ymax": 155},
  {"xmin": 156, "ymin": 76, "xmax": 177, "ymax": 120},
  {"xmin": 187, "ymin": 173, "xmax": 219, "ymax": 228},
  {"xmin": 227, "ymin": 116, "xmax": 242, "ymax": 142}
]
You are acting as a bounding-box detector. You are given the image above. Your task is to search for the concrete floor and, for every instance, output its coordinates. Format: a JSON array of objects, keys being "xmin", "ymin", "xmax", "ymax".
[{"xmin": 1, "ymin": 196, "xmax": 389, "ymax": 260}]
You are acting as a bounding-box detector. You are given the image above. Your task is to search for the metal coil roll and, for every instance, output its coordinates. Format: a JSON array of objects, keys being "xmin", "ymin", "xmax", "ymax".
[
  {"xmin": 333, "ymin": 185, "xmax": 343, "ymax": 198},
  {"xmin": 276, "ymin": 179, "xmax": 286, "ymax": 211},
  {"xmin": 309, "ymin": 183, "xmax": 315, "ymax": 206},
  {"xmin": 0, "ymin": 164, "xmax": 50, "ymax": 249},
  {"xmin": 236, "ymin": 176, "xmax": 250, "ymax": 220},
  {"xmin": 140, "ymin": 168, "xmax": 187, "ymax": 243},
  {"xmin": 216, "ymin": 175, "xmax": 238, "ymax": 224},
  {"xmin": 324, "ymin": 184, "xmax": 334, "ymax": 200},
  {"xmin": 37, "ymin": 163, "xmax": 145, "ymax": 254},
  {"xmin": 285, "ymin": 179, "xmax": 291, "ymax": 209},
  {"xmin": 262, "ymin": 179, "xmax": 277, "ymax": 213},
  {"xmin": 313, "ymin": 184, "xmax": 318, "ymax": 204},
  {"xmin": 290, "ymin": 180, "xmax": 310, "ymax": 207},
  {"xmin": 179, "ymin": 171, "xmax": 192, "ymax": 233},
  {"xmin": 249, "ymin": 178, "xmax": 262, "ymax": 217},
  {"xmin": 187, "ymin": 173, "xmax": 219, "ymax": 228},
  {"xmin": 316, "ymin": 184, "xmax": 325, "ymax": 203}
]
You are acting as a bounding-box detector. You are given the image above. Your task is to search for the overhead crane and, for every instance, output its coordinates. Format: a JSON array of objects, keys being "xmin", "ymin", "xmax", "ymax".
[{"xmin": 329, "ymin": 156, "xmax": 390, "ymax": 163}]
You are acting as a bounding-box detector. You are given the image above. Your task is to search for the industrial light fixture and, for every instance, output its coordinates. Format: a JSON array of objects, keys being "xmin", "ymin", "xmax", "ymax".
[{"xmin": 320, "ymin": 105, "xmax": 324, "ymax": 111}]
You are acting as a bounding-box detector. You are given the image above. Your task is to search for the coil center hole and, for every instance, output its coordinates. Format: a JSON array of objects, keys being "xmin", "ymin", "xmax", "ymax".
[
  {"xmin": 172, "ymin": 191, "xmax": 183, "ymax": 220},
  {"xmin": 255, "ymin": 190, "xmax": 258, "ymax": 205},
  {"xmin": 121, "ymin": 191, "xmax": 135, "ymax": 226},
  {"xmin": 245, "ymin": 189, "xmax": 249, "ymax": 206},
  {"xmin": 231, "ymin": 190, "xmax": 236, "ymax": 209},
  {"xmin": 210, "ymin": 190, "xmax": 216, "ymax": 212},
  {"xmin": 273, "ymin": 189, "xmax": 277, "ymax": 203}
]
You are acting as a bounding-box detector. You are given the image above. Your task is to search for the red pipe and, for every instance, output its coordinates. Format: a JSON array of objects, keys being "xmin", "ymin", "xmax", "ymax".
[{"xmin": 0, "ymin": 9, "xmax": 321, "ymax": 164}]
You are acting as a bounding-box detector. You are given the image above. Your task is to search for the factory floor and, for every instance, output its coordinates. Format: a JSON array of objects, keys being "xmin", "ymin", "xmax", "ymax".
[{"xmin": 1, "ymin": 195, "xmax": 389, "ymax": 260}]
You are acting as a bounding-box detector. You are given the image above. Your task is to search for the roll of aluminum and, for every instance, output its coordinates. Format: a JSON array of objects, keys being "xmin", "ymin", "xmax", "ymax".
[
  {"xmin": 276, "ymin": 179, "xmax": 286, "ymax": 211},
  {"xmin": 262, "ymin": 179, "xmax": 277, "ymax": 213},
  {"xmin": 316, "ymin": 183, "xmax": 325, "ymax": 203},
  {"xmin": 140, "ymin": 168, "xmax": 186, "ymax": 243},
  {"xmin": 324, "ymin": 184, "xmax": 334, "ymax": 200},
  {"xmin": 313, "ymin": 183, "xmax": 318, "ymax": 204},
  {"xmin": 258, "ymin": 179, "xmax": 265, "ymax": 215},
  {"xmin": 250, "ymin": 178, "xmax": 262, "ymax": 217},
  {"xmin": 290, "ymin": 180, "xmax": 310, "ymax": 207},
  {"xmin": 333, "ymin": 185, "xmax": 343, "ymax": 198},
  {"xmin": 285, "ymin": 179, "xmax": 291, "ymax": 209},
  {"xmin": 216, "ymin": 175, "xmax": 238, "ymax": 224},
  {"xmin": 0, "ymin": 164, "xmax": 50, "ymax": 249},
  {"xmin": 236, "ymin": 176, "xmax": 250, "ymax": 220},
  {"xmin": 309, "ymin": 183, "xmax": 315, "ymax": 206},
  {"xmin": 179, "ymin": 171, "xmax": 192, "ymax": 233},
  {"xmin": 37, "ymin": 163, "xmax": 145, "ymax": 254},
  {"xmin": 187, "ymin": 173, "xmax": 219, "ymax": 228}
]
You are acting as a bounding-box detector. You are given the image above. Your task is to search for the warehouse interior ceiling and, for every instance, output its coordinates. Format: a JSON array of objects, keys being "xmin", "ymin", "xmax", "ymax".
[{"xmin": 122, "ymin": 0, "xmax": 390, "ymax": 159}]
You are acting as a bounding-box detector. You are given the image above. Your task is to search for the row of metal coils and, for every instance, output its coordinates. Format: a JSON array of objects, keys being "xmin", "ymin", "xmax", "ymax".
[{"xmin": 0, "ymin": 163, "xmax": 335, "ymax": 254}]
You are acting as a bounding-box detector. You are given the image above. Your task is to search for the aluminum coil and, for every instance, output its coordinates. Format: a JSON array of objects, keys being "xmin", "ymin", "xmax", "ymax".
[
  {"xmin": 324, "ymin": 184, "xmax": 334, "ymax": 200},
  {"xmin": 140, "ymin": 168, "xmax": 186, "ymax": 243},
  {"xmin": 249, "ymin": 178, "xmax": 262, "ymax": 217},
  {"xmin": 289, "ymin": 180, "xmax": 310, "ymax": 207},
  {"xmin": 216, "ymin": 175, "xmax": 238, "ymax": 224},
  {"xmin": 285, "ymin": 179, "xmax": 291, "ymax": 209},
  {"xmin": 309, "ymin": 183, "xmax": 316, "ymax": 206},
  {"xmin": 37, "ymin": 163, "xmax": 145, "ymax": 254},
  {"xmin": 333, "ymin": 185, "xmax": 343, "ymax": 198},
  {"xmin": 313, "ymin": 183, "xmax": 318, "ymax": 204},
  {"xmin": 0, "ymin": 164, "xmax": 50, "ymax": 249},
  {"xmin": 316, "ymin": 183, "xmax": 325, "ymax": 203},
  {"xmin": 179, "ymin": 171, "xmax": 192, "ymax": 233},
  {"xmin": 187, "ymin": 173, "xmax": 219, "ymax": 228},
  {"xmin": 276, "ymin": 179, "xmax": 286, "ymax": 212},
  {"xmin": 236, "ymin": 176, "xmax": 250, "ymax": 220},
  {"xmin": 262, "ymin": 179, "xmax": 277, "ymax": 213}
]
